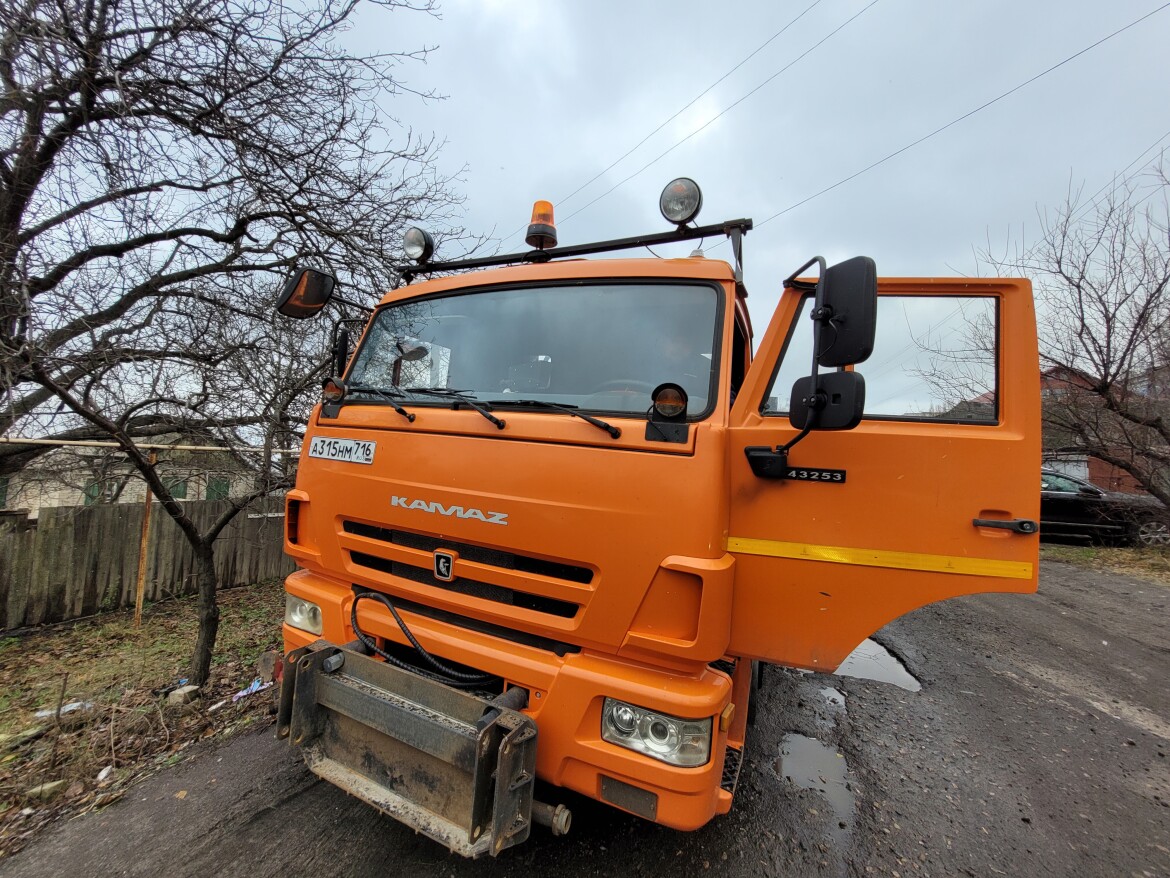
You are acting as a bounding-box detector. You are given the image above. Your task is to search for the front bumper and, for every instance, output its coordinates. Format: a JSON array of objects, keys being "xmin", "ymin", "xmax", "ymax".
[
  {"xmin": 282, "ymin": 569, "xmax": 736, "ymax": 836},
  {"xmin": 278, "ymin": 640, "xmax": 538, "ymax": 857}
]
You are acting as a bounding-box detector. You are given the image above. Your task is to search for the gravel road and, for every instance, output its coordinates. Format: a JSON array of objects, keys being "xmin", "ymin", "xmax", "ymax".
[{"xmin": 2, "ymin": 560, "xmax": 1167, "ymax": 877}]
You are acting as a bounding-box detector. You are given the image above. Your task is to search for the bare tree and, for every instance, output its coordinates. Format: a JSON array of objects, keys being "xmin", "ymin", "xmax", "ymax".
[
  {"xmin": 0, "ymin": 0, "xmax": 468, "ymax": 684},
  {"xmin": 983, "ymin": 167, "xmax": 1170, "ymax": 505}
]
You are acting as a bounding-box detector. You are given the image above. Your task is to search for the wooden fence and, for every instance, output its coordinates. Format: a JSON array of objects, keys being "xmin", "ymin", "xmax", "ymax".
[{"xmin": 0, "ymin": 499, "xmax": 295, "ymax": 631}]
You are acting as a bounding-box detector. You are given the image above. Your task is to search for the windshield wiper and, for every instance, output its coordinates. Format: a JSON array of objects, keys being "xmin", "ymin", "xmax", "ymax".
[
  {"xmin": 402, "ymin": 387, "xmax": 506, "ymax": 430},
  {"xmin": 486, "ymin": 399, "xmax": 621, "ymax": 438},
  {"xmin": 346, "ymin": 385, "xmax": 416, "ymax": 422}
]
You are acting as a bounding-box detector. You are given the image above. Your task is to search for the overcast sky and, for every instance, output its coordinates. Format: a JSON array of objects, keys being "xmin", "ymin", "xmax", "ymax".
[{"xmin": 348, "ymin": 0, "xmax": 1170, "ymax": 332}]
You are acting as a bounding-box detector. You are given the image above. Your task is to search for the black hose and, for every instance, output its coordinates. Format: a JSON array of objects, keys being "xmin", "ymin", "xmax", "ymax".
[{"xmin": 349, "ymin": 591, "xmax": 497, "ymax": 689}]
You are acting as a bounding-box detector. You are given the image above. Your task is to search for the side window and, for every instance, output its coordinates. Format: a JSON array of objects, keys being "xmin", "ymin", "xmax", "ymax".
[
  {"xmin": 763, "ymin": 295, "xmax": 999, "ymax": 423},
  {"xmin": 1041, "ymin": 473, "xmax": 1083, "ymax": 493}
]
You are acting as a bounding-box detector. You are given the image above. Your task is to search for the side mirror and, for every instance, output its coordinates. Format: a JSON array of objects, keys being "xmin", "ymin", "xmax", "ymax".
[
  {"xmin": 815, "ymin": 256, "xmax": 876, "ymax": 367},
  {"xmin": 789, "ymin": 371, "xmax": 865, "ymax": 430},
  {"xmin": 276, "ymin": 268, "xmax": 336, "ymax": 319}
]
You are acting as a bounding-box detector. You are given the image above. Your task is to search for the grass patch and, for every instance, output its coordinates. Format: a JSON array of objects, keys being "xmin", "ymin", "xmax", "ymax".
[
  {"xmin": 0, "ymin": 583, "xmax": 285, "ymax": 858},
  {"xmin": 1040, "ymin": 544, "xmax": 1170, "ymax": 585}
]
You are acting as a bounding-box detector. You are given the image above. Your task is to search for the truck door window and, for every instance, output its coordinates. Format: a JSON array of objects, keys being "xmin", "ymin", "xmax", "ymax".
[
  {"xmin": 347, "ymin": 282, "xmax": 723, "ymax": 417},
  {"xmin": 761, "ymin": 295, "xmax": 999, "ymax": 423}
]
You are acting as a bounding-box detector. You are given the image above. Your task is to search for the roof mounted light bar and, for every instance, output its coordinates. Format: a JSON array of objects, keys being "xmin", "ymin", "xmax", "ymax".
[{"xmin": 396, "ymin": 217, "xmax": 753, "ymax": 285}]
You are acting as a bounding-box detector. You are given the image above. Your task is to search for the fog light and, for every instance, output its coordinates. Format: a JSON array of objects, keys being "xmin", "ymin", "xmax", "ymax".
[
  {"xmin": 602, "ymin": 698, "xmax": 711, "ymax": 767},
  {"xmin": 285, "ymin": 594, "xmax": 323, "ymax": 635}
]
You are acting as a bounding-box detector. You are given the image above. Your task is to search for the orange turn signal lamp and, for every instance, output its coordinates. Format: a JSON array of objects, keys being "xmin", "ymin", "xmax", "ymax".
[{"xmin": 322, "ymin": 376, "xmax": 346, "ymax": 403}]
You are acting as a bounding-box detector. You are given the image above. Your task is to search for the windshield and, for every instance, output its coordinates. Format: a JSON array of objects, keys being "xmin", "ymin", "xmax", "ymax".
[{"xmin": 347, "ymin": 282, "xmax": 722, "ymax": 416}]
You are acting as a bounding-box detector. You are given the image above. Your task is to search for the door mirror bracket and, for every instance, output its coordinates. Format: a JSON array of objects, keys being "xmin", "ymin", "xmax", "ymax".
[{"xmin": 780, "ymin": 255, "xmax": 876, "ymax": 437}]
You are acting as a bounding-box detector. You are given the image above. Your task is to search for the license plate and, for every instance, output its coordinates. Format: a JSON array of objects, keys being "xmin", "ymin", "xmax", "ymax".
[{"xmin": 308, "ymin": 437, "xmax": 375, "ymax": 465}]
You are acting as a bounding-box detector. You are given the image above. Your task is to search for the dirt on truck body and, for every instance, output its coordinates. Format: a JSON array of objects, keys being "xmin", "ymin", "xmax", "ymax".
[{"xmin": 273, "ymin": 178, "xmax": 1041, "ymax": 856}]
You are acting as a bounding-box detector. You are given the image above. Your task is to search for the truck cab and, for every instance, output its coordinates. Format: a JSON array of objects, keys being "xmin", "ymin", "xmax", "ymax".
[{"xmin": 276, "ymin": 180, "xmax": 1040, "ymax": 856}]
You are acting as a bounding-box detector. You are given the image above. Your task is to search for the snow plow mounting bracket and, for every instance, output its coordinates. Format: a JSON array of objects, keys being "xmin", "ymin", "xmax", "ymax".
[{"xmin": 277, "ymin": 640, "xmax": 537, "ymax": 857}]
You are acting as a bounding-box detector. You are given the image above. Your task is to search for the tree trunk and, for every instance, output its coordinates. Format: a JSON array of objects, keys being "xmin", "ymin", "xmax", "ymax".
[{"xmin": 188, "ymin": 541, "xmax": 220, "ymax": 687}]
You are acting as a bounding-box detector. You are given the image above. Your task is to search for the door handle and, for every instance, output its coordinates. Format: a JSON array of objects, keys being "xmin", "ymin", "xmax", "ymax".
[{"xmin": 972, "ymin": 518, "xmax": 1038, "ymax": 534}]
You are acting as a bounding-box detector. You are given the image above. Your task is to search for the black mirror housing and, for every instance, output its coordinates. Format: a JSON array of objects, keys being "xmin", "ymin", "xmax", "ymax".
[
  {"xmin": 276, "ymin": 268, "xmax": 337, "ymax": 319},
  {"xmin": 816, "ymin": 256, "xmax": 876, "ymax": 367},
  {"xmin": 789, "ymin": 371, "xmax": 865, "ymax": 431}
]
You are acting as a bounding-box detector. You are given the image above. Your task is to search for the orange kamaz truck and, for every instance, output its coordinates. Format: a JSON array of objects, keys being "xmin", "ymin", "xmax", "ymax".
[{"xmin": 275, "ymin": 179, "xmax": 1040, "ymax": 857}]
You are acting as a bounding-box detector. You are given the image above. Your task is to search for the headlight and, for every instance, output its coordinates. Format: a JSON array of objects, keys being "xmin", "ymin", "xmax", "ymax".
[
  {"xmin": 602, "ymin": 698, "xmax": 712, "ymax": 767},
  {"xmin": 285, "ymin": 594, "xmax": 323, "ymax": 635}
]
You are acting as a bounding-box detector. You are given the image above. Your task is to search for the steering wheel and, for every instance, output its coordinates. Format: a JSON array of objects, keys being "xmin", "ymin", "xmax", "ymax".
[{"xmin": 589, "ymin": 379, "xmax": 656, "ymax": 394}]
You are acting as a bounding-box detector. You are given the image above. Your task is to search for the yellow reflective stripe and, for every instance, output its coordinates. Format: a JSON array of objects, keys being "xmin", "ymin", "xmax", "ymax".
[{"xmin": 726, "ymin": 536, "xmax": 1033, "ymax": 580}]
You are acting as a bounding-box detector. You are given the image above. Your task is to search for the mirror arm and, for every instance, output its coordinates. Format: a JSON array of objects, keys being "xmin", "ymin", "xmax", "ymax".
[
  {"xmin": 332, "ymin": 293, "xmax": 373, "ymax": 313},
  {"xmin": 780, "ymin": 424, "xmax": 813, "ymax": 456},
  {"xmin": 782, "ymin": 255, "xmax": 825, "ymax": 293},
  {"xmin": 729, "ymin": 224, "xmax": 747, "ymax": 297},
  {"xmin": 333, "ymin": 327, "xmax": 349, "ymax": 376},
  {"xmin": 330, "ymin": 317, "xmax": 366, "ymax": 378},
  {"xmin": 799, "ymin": 257, "xmax": 847, "ymax": 432}
]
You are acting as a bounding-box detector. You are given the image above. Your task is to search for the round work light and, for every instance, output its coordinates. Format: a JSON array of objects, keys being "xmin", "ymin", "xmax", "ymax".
[
  {"xmin": 659, "ymin": 178, "xmax": 703, "ymax": 225},
  {"xmin": 651, "ymin": 383, "xmax": 688, "ymax": 419},
  {"xmin": 403, "ymin": 227, "xmax": 435, "ymax": 263}
]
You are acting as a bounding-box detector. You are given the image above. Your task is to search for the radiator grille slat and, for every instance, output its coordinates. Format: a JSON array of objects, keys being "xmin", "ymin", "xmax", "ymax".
[
  {"xmin": 343, "ymin": 520, "xmax": 588, "ymax": 620},
  {"xmin": 350, "ymin": 551, "xmax": 578, "ymax": 618},
  {"xmin": 343, "ymin": 521, "xmax": 593, "ymax": 583}
]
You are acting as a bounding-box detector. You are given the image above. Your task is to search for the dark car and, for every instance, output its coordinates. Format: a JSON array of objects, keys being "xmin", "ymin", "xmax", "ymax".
[{"xmin": 1040, "ymin": 469, "xmax": 1169, "ymax": 546}]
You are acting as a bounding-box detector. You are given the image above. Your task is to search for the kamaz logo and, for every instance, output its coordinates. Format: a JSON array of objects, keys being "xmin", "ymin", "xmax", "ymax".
[{"xmin": 391, "ymin": 496, "xmax": 508, "ymax": 526}]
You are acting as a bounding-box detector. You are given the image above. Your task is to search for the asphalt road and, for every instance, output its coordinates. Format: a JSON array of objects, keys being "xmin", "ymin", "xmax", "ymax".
[{"xmin": 2, "ymin": 561, "xmax": 1167, "ymax": 877}]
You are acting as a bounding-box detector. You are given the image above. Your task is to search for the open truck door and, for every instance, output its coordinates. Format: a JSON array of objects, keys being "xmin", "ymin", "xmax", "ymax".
[{"xmin": 727, "ymin": 275, "xmax": 1040, "ymax": 671}]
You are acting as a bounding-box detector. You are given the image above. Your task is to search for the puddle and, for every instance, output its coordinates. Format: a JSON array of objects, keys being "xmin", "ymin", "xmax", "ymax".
[
  {"xmin": 833, "ymin": 638, "xmax": 921, "ymax": 691},
  {"xmin": 774, "ymin": 733, "xmax": 854, "ymax": 845}
]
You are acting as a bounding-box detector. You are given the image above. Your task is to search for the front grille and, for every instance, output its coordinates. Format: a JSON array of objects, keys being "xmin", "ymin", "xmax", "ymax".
[
  {"xmin": 343, "ymin": 520, "xmax": 589, "ymax": 620},
  {"xmin": 351, "ymin": 551, "xmax": 578, "ymax": 618},
  {"xmin": 351, "ymin": 586, "xmax": 580, "ymax": 657},
  {"xmin": 343, "ymin": 521, "xmax": 593, "ymax": 583}
]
